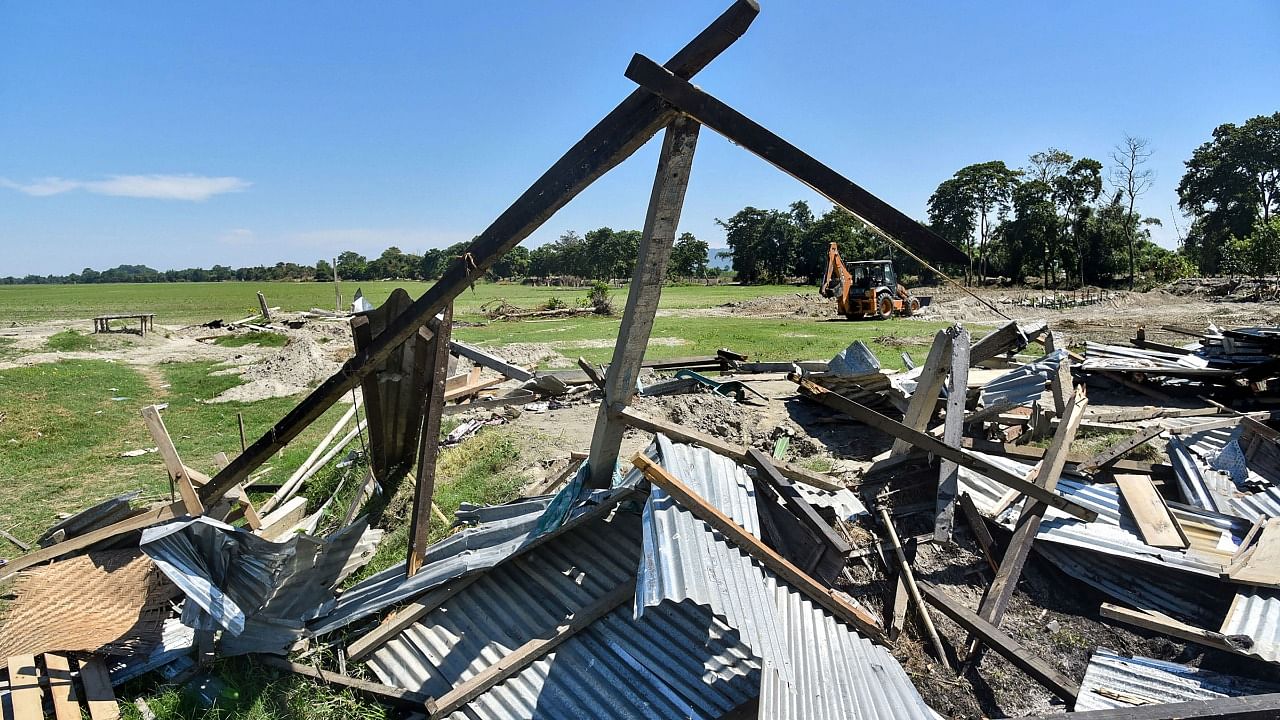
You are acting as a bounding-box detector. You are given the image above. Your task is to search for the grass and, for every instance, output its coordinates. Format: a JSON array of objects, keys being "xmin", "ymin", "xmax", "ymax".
[
  {"xmin": 0, "ymin": 280, "xmax": 804, "ymax": 326},
  {"xmin": 0, "ymin": 337, "xmax": 16, "ymax": 359},
  {"xmin": 213, "ymin": 331, "xmax": 289, "ymax": 348},
  {"xmin": 45, "ymin": 329, "xmax": 100, "ymax": 351}
]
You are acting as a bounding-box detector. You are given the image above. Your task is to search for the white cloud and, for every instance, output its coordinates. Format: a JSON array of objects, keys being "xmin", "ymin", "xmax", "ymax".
[{"xmin": 0, "ymin": 174, "xmax": 250, "ymax": 201}]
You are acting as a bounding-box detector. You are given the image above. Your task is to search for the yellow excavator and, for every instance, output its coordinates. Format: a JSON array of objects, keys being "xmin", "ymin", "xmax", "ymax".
[{"xmin": 819, "ymin": 242, "xmax": 921, "ymax": 320}]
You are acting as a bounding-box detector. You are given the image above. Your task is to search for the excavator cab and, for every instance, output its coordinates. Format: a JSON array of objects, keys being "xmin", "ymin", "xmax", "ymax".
[{"xmin": 820, "ymin": 244, "xmax": 920, "ymax": 320}]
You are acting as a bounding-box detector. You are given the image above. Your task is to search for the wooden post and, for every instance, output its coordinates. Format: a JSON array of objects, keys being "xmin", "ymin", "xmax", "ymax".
[
  {"xmin": 257, "ymin": 291, "xmax": 271, "ymax": 321},
  {"xmin": 936, "ymin": 325, "xmax": 969, "ymax": 541},
  {"xmin": 194, "ymin": 1, "xmax": 759, "ymax": 506},
  {"xmin": 408, "ymin": 306, "xmax": 453, "ymax": 576},
  {"xmin": 333, "ymin": 258, "xmax": 341, "ymax": 314},
  {"xmin": 891, "ymin": 328, "xmax": 954, "ymax": 457},
  {"xmin": 140, "ymin": 405, "xmax": 205, "ymax": 516},
  {"xmin": 587, "ymin": 116, "xmax": 701, "ymax": 487},
  {"xmin": 237, "ymin": 412, "xmax": 246, "ymax": 453}
]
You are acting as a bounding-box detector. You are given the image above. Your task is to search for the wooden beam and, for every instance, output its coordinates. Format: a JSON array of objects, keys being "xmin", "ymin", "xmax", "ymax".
[
  {"xmin": 256, "ymin": 291, "xmax": 271, "ymax": 320},
  {"xmin": 194, "ymin": 1, "xmax": 760, "ymax": 505},
  {"xmin": 256, "ymin": 656, "xmax": 437, "ymax": 714},
  {"xmin": 878, "ymin": 507, "xmax": 951, "ymax": 669},
  {"xmin": 962, "ymin": 438, "xmax": 1173, "ymax": 478},
  {"xmin": 0, "ymin": 501, "xmax": 185, "ymax": 580},
  {"xmin": 1010, "ymin": 692, "xmax": 1280, "ymax": 720},
  {"xmin": 918, "ymin": 581, "xmax": 1079, "ymax": 704},
  {"xmin": 449, "ymin": 340, "xmax": 534, "ymax": 382},
  {"xmin": 43, "ymin": 654, "xmax": 80, "ymax": 720},
  {"xmin": 891, "ymin": 328, "xmax": 954, "ymax": 457},
  {"xmin": 1099, "ymin": 603, "xmax": 1252, "ymax": 657},
  {"xmin": 7, "ymin": 654, "xmax": 43, "ymax": 720},
  {"xmin": 1114, "ymin": 473, "xmax": 1188, "ymax": 549},
  {"xmin": 1227, "ymin": 517, "xmax": 1280, "ymax": 589},
  {"xmin": 937, "ymin": 326, "xmax": 970, "ymax": 541},
  {"xmin": 1079, "ymin": 425, "xmax": 1165, "ymax": 473},
  {"xmin": 622, "ymin": 54, "xmax": 967, "ymax": 266},
  {"xmin": 432, "ymin": 580, "xmax": 637, "ymax": 716},
  {"xmin": 967, "ymin": 387, "xmax": 1088, "ymax": 659},
  {"xmin": 958, "ymin": 492, "xmax": 999, "ymax": 574},
  {"xmin": 631, "ymin": 454, "xmax": 887, "ymax": 644},
  {"xmin": 587, "ymin": 116, "xmax": 701, "ymax": 487},
  {"xmin": 746, "ymin": 448, "xmax": 850, "ymax": 554},
  {"xmin": 970, "ymin": 321, "xmax": 1028, "ymax": 365},
  {"xmin": 408, "ymin": 305, "xmax": 453, "ymax": 576},
  {"xmin": 790, "ymin": 376, "xmax": 1097, "ymax": 522},
  {"xmin": 140, "ymin": 405, "xmax": 204, "ymax": 516},
  {"xmin": 620, "ymin": 406, "xmax": 842, "ymax": 491},
  {"xmin": 78, "ymin": 657, "xmax": 121, "ymax": 720}
]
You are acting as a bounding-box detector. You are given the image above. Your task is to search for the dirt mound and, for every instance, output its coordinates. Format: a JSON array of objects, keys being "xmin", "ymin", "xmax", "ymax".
[
  {"xmin": 207, "ymin": 337, "xmax": 342, "ymax": 403},
  {"xmin": 718, "ymin": 292, "xmax": 836, "ymax": 318},
  {"xmin": 484, "ymin": 342, "xmax": 572, "ymax": 369}
]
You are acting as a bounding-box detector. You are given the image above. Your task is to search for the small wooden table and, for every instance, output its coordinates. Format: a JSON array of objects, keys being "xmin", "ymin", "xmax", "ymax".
[{"xmin": 93, "ymin": 313, "xmax": 156, "ymax": 336}]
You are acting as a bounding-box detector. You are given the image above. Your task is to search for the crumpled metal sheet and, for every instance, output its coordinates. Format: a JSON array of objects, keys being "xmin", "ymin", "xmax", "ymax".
[
  {"xmin": 978, "ymin": 349, "xmax": 1065, "ymax": 407},
  {"xmin": 828, "ymin": 340, "xmax": 881, "ymax": 376},
  {"xmin": 1076, "ymin": 648, "xmax": 1280, "ymax": 711},
  {"xmin": 37, "ymin": 491, "xmax": 142, "ymax": 547},
  {"xmin": 1221, "ymin": 587, "xmax": 1280, "ymax": 665},
  {"xmin": 141, "ymin": 516, "xmax": 374, "ymax": 653}
]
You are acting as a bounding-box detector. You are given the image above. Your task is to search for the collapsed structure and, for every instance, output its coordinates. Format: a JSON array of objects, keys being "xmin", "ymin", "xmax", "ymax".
[{"xmin": 4, "ymin": 2, "xmax": 1280, "ymax": 719}]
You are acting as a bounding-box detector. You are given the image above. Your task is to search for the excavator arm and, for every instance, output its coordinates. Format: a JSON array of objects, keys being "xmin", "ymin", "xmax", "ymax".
[{"xmin": 819, "ymin": 242, "xmax": 851, "ymax": 301}]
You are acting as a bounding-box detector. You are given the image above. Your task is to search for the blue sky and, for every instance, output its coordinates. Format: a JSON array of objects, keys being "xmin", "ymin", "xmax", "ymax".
[{"xmin": 2, "ymin": 1, "xmax": 1277, "ymax": 276}]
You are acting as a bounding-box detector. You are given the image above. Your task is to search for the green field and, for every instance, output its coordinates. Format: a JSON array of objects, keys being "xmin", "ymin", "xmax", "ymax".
[{"xmin": 0, "ymin": 280, "xmax": 801, "ymax": 325}]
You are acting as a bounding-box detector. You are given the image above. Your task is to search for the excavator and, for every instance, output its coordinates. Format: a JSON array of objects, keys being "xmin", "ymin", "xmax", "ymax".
[{"xmin": 819, "ymin": 242, "xmax": 921, "ymax": 320}]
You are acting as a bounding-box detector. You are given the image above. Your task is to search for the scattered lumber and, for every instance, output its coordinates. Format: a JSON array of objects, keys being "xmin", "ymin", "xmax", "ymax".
[
  {"xmin": 877, "ymin": 507, "xmax": 950, "ymax": 669},
  {"xmin": 1227, "ymin": 518, "xmax": 1280, "ymax": 589},
  {"xmin": 1009, "ymin": 692, "xmax": 1280, "ymax": 720},
  {"xmin": 257, "ymin": 656, "xmax": 437, "ymax": 714},
  {"xmin": 1114, "ymin": 473, "xmax": 1188, "ymax": 549}
]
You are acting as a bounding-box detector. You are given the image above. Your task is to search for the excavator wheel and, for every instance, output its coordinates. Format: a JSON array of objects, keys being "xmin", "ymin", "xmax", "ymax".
[
  {"xmin": 903, "ymin": 296, "xmax": 921, "ymax": 317},
  {"xmin": 875, "ymin": 291, "xmax": 894, "ymax": 320}
]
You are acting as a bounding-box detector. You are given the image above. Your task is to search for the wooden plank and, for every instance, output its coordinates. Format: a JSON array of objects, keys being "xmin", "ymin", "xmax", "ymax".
[
  {"xmin": 937, "ymin": 326, "xmax": 969, "ymax": 541},
  {"xmin": 888, "ymin": 571, "xmax": 910, "ymax": 642},
  {"xmin": 918, "ymin": 581, "xmax": 1080, "ymax": 704},
  {"xmin": 967, "ymin": 387, "xmax": 1088, "ymax": 659},
  {"xmin": 1080, "ymin": 425, "xmax": 1165, "ymax": 472},
  {"xmin": 586, "ymin": 116, "xmax": 701, "ymax": 487},
  {"xmin": 256, "ymin": 656, "xmax": 436, "ymax": 714},
  {"xmin": 78, "ymin": 658, "xmax": 120, "ymax": 720},
  {"xmin": 408, "ymin": 305, "xmax": 453, "ymax": 577},
  {"xmin": 890, "ymin": 328, "xmax": 953, "ymax": 457},
  {"xmin": 256, "ymin": 291, "xmax": 271, "ymax": 320},
  {"xmin": 623, "ymin": 55, "xmax": 966, "ymax": 266},
  {"xmin": 1227, "ymin": 518, "xmax": 1280, "ymax": 589},
  {"xmin": 1099, "ymin": 603, "xmax": 1250, "ymax": 656},
  {"xmin": 194, "ymin": 1, "xmax": 760, "ymax": 506},
  {"xmin": 970, "ymin": 321, "xmax": 1026, "ymax": 365},
  {"xmin": 257, "ymin": 496, "xmax": 308, "ymax": 541},
  {"xmin": 1114, "ymin": 473, "xmax": 1188, "ymax": 549},
  {"xmin": 449, "ymin": 340, "xmax": 534, "ymax": 382},
  {"xmin": 962, "ymin": 438, "xmax": 1174, "ymax": 478},
  {"xmin": 43, "ymin": 654, "xmax": 80, "ymax": 720},
  {"xmin": 432, "ymin": 580, "xmax": 637, "ymax": 717},
  {"xmin": 260, "ymin": 398, "xmax": 361, "ymax": 514},
  {"xmin": 0, "ymin": 501, "xmax": 185, "ymax": 580},
  {"xmin": 631, "ymin": 454, "xmax": 887, "ymax": 644},
  {"xmin": 140, "ymin": 405, "xmax": 204, "ymax": 516},
  {"xmin": 1050, "ymin": 351, "xmax": 1072, "ymax": 416},
  {"xmin": 6, "ymin": 655, "xmax": 43, "ymax": 720},
  {"xmin": 746, "ymin": 448, "xmax": 850, "ymax": 554},
  {"xmin": 790, "ymin": 376, "xmax": 1097, "ymax": 522},
  {"xmin": 958, "ymin": 492, "xmax": 999, "ymax": 573},
  {"xmin": 620, "ymin": 407, "xmax": 843, "ymax": 491},
  {"xmin": 878, "ymin": 507, "xmax": 950, "ymax": 669},
  {"xmin": 1010, "ymin": 692, "xmax": 1280, "ymax": 720}
]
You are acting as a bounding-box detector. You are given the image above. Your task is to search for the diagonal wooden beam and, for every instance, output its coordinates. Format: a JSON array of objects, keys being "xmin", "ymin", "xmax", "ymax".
[
  {"xmin": 936, "ymin": 326, "xmax": 970, "ymax": 541},
  {"xmin": 407, "ymin": 307, "xmax": 453, "ymax": 576},
  {"xmin": 790, "ymin": 376, "xmax": 1097, "ymax": 522},
  {"xmin": 195, "ymin": 1, "xmax": 761, "ymax": 504},
  {"xmin": 891, "ymin": 328, "xmax": 954, "ymax": 457},
  {"xmin": 623, "ymin": 53, "xmax": 967, "ymax": 265}
]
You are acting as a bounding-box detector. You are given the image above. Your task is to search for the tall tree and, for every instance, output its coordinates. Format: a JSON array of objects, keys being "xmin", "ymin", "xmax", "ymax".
[
  {"xmin": 668, "ymin": 232, "xmax": 710, "ymax": 279},
  {"xmin": 1178, "ymin": 112, "xmax": 1280, "ymax": 274},
  {"xmin": 1054, "ymin": 158, "xmax": 1104, "ymax": 286},
  {"xmin": 1111, "ymin": 135, "xmax": 1156, "ymax": 289},
  {"xmin": 928, "ymin": 161, "xmax": 1020, "ymax": 283}
]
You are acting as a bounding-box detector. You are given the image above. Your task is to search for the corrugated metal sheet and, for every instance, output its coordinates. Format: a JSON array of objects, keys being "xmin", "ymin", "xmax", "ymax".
[
  {"xmin": 36, "ymin": 491, "xmax": 142, "ymax": 547},
  {"xmin": 638, "ymin": 434, "xmax": 794, "ymax": 683},
  {"xmin": 1075, "ymin": 648, "xmax": 1280, "ymax": 711},
  {"xmin": 979, "ymin": 350, "xmax": 1064, "ymax": 407},
  {"xmin": 788, "ymin": 481, "xmax": 866, "ymax": 521},
  {"xmin": 106, "ymin": 617, "xmax": 195, "ymax": 686},
  {"xmin": 368, "ymin": 510, "xmax": 762, "ymax": 720},
  {"xmin": 762, "ymin": 576, "xmax": 934, "ymax": 719},
  {"xmin": 1221, "ymin": 587, "xmax": 1280, "ymax": 664}
]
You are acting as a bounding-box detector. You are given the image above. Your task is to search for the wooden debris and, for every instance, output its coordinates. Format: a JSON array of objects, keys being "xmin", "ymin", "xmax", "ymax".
[
  {"xmin": 890, "ymin": 328, "xmax": 954, "ymax": 457},
  {"xmin": 1114, "ymin": 473, "xmax": 1188, "ymax": 549},
  {"xmin": 1227, "ymin": 518, "xmax": 1280, "ymax": 589},
  {"xmin": 936, "ymin": 326, "xmax": 970, "ymax": 541},
  {"xmin": 1100, "ymin": 603, "xmax": 1252, "ymax": 657},
  {"xmin": 140, "ymin": 405, "xmax": 204, "ymax": 516},
  {"xmin": 257, "ymin": 656, "xmax": 436, "ymax": 715},
  {"xmin": 877, "ymin": 507, "xmax": 950, "ymax": 669},
  {"xmin": 408, "ymin": 305, "xmax": 453, "ymax": 577},
  {"xmin": 1080, "ymin": 425, "xmax": 1165, "ymax": 472},
  {"xmin": 1008, "ymin": 692, "xmax": 1280, "ymax": 720}
]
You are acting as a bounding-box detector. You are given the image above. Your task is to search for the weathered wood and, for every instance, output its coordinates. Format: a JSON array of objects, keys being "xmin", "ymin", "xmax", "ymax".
[
  {"xmin": 1099, "ymin": 603, "xmax": 1251, "ymax": 656},
  {"xmin": 1227, "ymin": 517, "xmax": 1280, "ymax": 589},
  {"xmin": 442, "ymin": 390, "xmax": 536, "ymax": 416},
  {"xmin": 891, "ymin": 329, "xmax": 954, "ymax": 457},
  {"xmin": 576, "ymin": 356, "xmax": 605, "ymax": 388},
  {"xmin": 432, "ymin": 580, "xmax": 637, "ymax": 717},
  {"xmin": 746, "ymin": 448, "xmax": 850, "ymax": 554},
  {"xmin": 78, "ymin": 657, "xmax": 120, "ymax": 720},
  {"xmin": 970, "ymin": 321, "xmax": 1027, "ymax": 365},
  {"xmin": 632, "ymin": 454, "xmax": 887, "ymax": 643},
  {"xmin": 257, "ymin": 656, "xmax": 437, "ymax": 714},
  {"xmin": 261, "ymin": 397, "xmax": 362, "ymax": 514},
  {"xmin": 1114, "ymin": 473, "xmax": 1188, "ymax": 549},
  {"xmin": 140, "ymin": 405, "xmax": 205, "ymax": 516},
  {"xmin": 620, "ymin": 406, "xmax": 843, "ymax": 491},
  {"xmin": 962, "ymin": 438, "xmax": 1173, "ymax": 478},
  {"xmin": 256, "ymin": 291, "xmax": 271, "ymax": 320},
  {"xmin": 408, "ymin": 305, "xmax": 453, "ymax": 577},
  {"xmin": 7, "ymin": 654, "xmax": 43, "ymax": 720},
  {"xmin": 1050, "ymin": 351, "xmax": 1072, "ymax": 416},
  {"xmin": 622, "ymin": 54, "xmax": 967, "ymax": 266},
  {"xmin": 43, "ymin": 654, "xmax": 80, "ymax": 720},
  {"xmin": 878, "ymin": 507, "xmax": 950, "ymax": 669},
  {"xmin": 0, "ymin": 501, "xmax": 185, "ymax": 580},
  {"xmin": 195, "ymin": 1, "xmax": 760, "ymax": 505},
  {"xmin": 1010, "ymin": 692, "xmax": 1280, "ymax": 720},
  {"xmin": 587, "ymin": 116, "xmax": 701, "ymax": 487},
  {"xmin": 959, "ymin": 492, "xmax": 999, "ymax": 573},
  {"xmin": 918, "ymin": 581, "xmax": 1080, "ymax": 704},
  {"xmin": 967, "ymin": 387, "xmax": 1088, "ymax": 659},
  {"xmin": 937, "ymin": 326, "xmax": 969, "ymax": 541},
  {"xmin": 1081, "ymin": 425, "xmax": 1165, "ymax": 472},
  {"xmin": 449, "ymin": 340, "xmax": 534, "ymax": 382},
  {"xmin": 0, "ymin": 527, "xmax": 31, "ymax": 552},
  {"xmin": 790, "ymin": 376, "xmax": 1097, "ymax": 522},
  {"xmin": 257, "ymin": 496, "xmax": 308, "ymax": 541},
  {"xmin": 888, "ymin": 570, "xmax": 910, "ymax": 642}
]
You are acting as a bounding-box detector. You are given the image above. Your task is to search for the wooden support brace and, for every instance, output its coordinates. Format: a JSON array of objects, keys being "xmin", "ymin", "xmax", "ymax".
[
  {"xmin": 936, "ymin": 325, "xmax": 969, "ymax": 541},
  {"xmin": 958, "ymin": 492, "xmax": 999, "ymax": 574},
  {"xmin": 877, "ymin": 506, "xmax": 951, "ymax": 670},
  {"xmin": 1, "ymin": 501, "xmax": 186, "ymax": 581},
  {"xmin": 746, "ymin": 448, "xmax": 850, "ymax": 554},
  {"xmin": 891, "ymin": 328, "xmax": 954, "ymax": 457},
  {"xmin": 632, "ymin": 454, "xmax": 887, "ymax": 644},
  {"xmin": 140, "ymin": 405, "xmax": 204, "ymax": 516},
  {"xmin": 408, "ymin": 305, "xmax": 453, "ymax": 577},
  {"xmin": 1080, "ymin": 425, "xmax": 1165, "ymax": 473},
  {"xmin": 257, "ymin": 656, "xmax": 437, "ymax": 715}
]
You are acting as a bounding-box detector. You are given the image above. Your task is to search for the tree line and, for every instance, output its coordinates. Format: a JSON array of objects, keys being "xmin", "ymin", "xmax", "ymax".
[{"xmin": 5, "ymin": 111, "xmax": 1274, "ymax": 288}]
